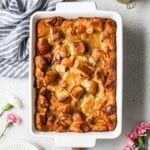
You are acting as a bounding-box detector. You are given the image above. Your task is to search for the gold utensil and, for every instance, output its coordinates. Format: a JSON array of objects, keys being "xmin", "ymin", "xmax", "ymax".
[
  {"xmin": 117, "ymin": 0, "xmax": 132, "ymax": 3},
  {"xmin": 126, "ymin": 0, "xmax": 136, "ymax": 9},
  {"xmin": 117, "ymin": 0, "xmax": 136, "ymax": 9},
  {"xmin": 72, "ymin": 148, "xmax": 81, "ymax": 150}
]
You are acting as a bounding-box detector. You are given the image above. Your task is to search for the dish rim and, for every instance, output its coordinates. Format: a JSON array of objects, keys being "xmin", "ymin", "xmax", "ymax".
[{"xmin": 29, "ymin": 2, "xmax": 123, "ymax": 147}]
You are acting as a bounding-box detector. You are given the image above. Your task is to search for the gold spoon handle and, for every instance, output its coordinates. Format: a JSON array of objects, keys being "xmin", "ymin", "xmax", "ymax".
[
  {"xmin": 127, "ymin": 0, "xmax": 136, "ymax": 9},
  {"xmin": 72, "ymin": 148, "xmax": 81, "ymax": 150},
  {"xmin": 117, "ymin": 0, "xmax": 133, "ymax": 4},
  {"xmin": 117, "ymin": 0, "xmax": 136, "ymax": 9}
]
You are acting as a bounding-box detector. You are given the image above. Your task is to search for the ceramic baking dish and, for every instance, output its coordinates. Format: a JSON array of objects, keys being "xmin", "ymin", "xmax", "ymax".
[{"xmin": 29, "ymin": 2, "xmax": 123, "ymax": 148}]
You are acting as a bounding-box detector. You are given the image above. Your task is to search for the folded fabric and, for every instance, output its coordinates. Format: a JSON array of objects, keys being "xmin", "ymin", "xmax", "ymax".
[{"xmin": 0, "ymin": 0, "xmax": 63, "ymax": 78}]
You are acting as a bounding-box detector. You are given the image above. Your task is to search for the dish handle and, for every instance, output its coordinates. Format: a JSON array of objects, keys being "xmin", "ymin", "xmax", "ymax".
[
  {"xmin": 56, "ymin": 2, "xmax": 97, "ymax": 12},
  {"xmin": 54, "ymin": 136, "xmax": 96, "ymax": 148}
]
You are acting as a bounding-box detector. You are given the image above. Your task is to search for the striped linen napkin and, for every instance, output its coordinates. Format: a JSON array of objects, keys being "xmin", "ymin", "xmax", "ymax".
[{"xmin": 0, "ymin": 0, "xmax": 63, "ymax": 78}]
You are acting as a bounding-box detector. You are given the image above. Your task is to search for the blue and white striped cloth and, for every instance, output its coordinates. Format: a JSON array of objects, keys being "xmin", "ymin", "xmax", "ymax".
[{"xmin": 0, "ymin": 0, "xmax": 63, "ymax": 78}]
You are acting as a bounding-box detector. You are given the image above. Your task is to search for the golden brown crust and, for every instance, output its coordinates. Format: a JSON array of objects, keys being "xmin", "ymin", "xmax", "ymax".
[{"xmin": 35, "ymin": 17, "xmax": 117, "ymax": 132}]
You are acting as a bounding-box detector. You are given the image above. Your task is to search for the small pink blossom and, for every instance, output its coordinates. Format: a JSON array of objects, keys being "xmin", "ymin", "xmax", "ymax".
[
  {"xmin": 123, "ymin": 145, "xmax": 138, "ymax": 150},
  {"xmin": 136, "ymin": 129, "xmax": 147, "ymax": 136},
  {"xmin": 0, "ymin": 113, "xmax": 21, "ymax": 139},
  {"xmin": 128, "ymin": 131, "xmax": 138, "ymax": 141},
  {"xmin": 124, "ymin": 122, "xmax": 150, "ymax": 150},
  {"xmin": 136, "ymin": 122, "xmax": 150, "ymax": 131},
  {"xmin": 6, "ymin": 113, "xmax": 20, "ymax": 125},
  {"xmin": 135, "ymin": 122, "xmax": 150, "ymax": 136},
  {"xmin": 127, "ymin": 138, "xmax": 134, "ymax": 146}
]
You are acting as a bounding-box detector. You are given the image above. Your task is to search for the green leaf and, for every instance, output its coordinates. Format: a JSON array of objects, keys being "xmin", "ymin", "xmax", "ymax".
[
  {"xmin": 137, "ymin": 136, "xmax": 146, "ymax": 150},
  {"xmin": 2, "ymin": 103, "xmax": 13, "ymax": 111},
  {"xmin": 137, "ymin": 136, "xmax": 144, "ymax": 145}
]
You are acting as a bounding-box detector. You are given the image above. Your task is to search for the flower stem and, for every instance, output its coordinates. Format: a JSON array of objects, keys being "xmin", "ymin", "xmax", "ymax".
[
  {"xmin": 0, "ymin": 127, "xmax": 7, "ymax": 139},
  {"xmin": 0, "ymin": 110, "xmax": 4, "ymax": 117},
  {"xmin": 0, "ymin": 122, "xmax": 12, "ymax": 140}
]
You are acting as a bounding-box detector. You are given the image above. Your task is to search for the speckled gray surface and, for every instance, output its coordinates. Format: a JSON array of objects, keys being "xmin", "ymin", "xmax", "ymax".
[{"xmin": 0, "ymin": 0, "xmax": 150, "ymax": 149}]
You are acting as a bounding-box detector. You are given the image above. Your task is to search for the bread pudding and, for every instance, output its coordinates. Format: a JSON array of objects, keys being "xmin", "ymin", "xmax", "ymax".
[{"xmin": 34, "ymin": 17, "xmax": 117, "ymax": 132}]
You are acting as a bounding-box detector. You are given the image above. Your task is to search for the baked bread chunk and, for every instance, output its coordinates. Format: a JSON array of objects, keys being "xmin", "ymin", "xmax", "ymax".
[{"xmin": 35, "ymin": 17, "xmax": 117, "ymax": 132}]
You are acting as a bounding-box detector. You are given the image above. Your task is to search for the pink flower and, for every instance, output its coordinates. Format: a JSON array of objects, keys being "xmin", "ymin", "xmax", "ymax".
[
  {"xmin": 136, "ymin": 122, "xmax": 150, "ymax": 131},
  {"xmin": 6, "ymin": 113, "xmax": 20, "ymax": 125},
  {"xmin": 127, "ymin": 138, "xmax": 134, "ymax": 146},
  {"xmin": 135, "ymin": 122, "xmax": 150, "ymax": 136},
  {"xmin": 123, "ymin": 145, "xmax": 138, "ymax": 150},
  {"xmin": 128, "ymin": 131, "xmax": 138, "ymax": 141},
  {"xmin": 0, "ymin": 113, "xmax": 21, "ymax": 139},
  {"xmin": 124, "ymin": 122, "xmax": 150, "ymax": 150},
  {"xmin": 136, "ymin": 129, "xmax": 147, "ymax": 136}
]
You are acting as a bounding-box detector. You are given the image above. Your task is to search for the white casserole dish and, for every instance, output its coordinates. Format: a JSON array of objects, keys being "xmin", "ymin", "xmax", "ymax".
[{"xmin": 29, "ymin": 2, "xmax": 123, "ymax": 148}]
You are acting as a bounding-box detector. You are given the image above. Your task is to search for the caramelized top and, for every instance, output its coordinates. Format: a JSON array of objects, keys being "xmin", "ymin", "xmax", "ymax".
[{"xmin": 35, "ymin": 17, "xmax": 117, "ymax": 132}]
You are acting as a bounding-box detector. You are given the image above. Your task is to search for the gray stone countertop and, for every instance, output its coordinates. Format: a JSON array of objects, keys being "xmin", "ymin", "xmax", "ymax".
[{"xmin": 0, "ymin": 0, "xmax": 150, "ymax": 149}]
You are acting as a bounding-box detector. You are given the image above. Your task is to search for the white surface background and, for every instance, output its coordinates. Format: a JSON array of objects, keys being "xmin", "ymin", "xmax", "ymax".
[{"xmin": 0, "ymin": 0, "xmax": 150, "ymax": 149}]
